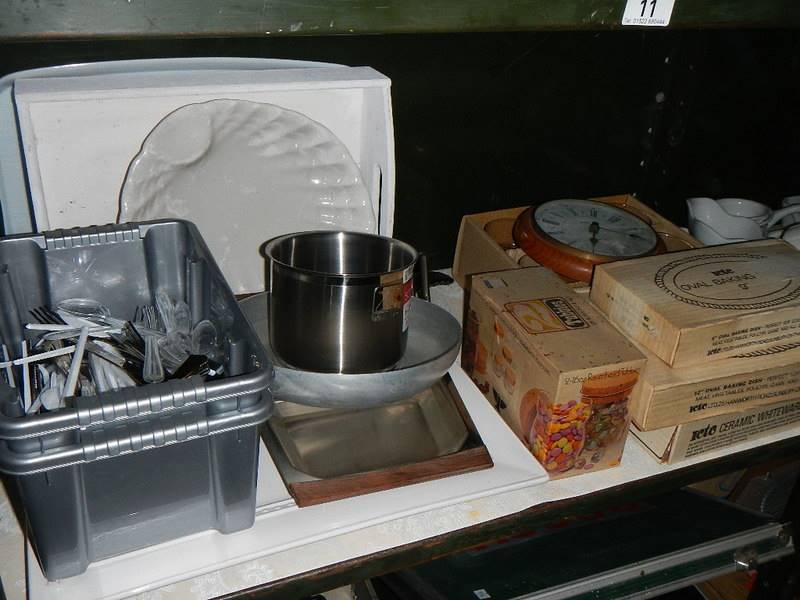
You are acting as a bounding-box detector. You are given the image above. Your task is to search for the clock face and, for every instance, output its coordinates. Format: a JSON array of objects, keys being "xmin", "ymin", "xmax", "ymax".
[{"xmin": 534, "ymin": 199, "xmax": 658, "ymax": 258}]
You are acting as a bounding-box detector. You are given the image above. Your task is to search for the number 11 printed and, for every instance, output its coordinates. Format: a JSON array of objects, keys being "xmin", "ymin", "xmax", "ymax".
[{"xmin": 622, "ymin": 0, "xmax": 674, "ymax": 26}]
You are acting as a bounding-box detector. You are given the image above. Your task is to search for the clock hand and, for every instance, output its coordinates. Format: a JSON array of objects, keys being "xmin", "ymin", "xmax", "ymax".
[
  {"xmin": 589, "ymin": 221, "xmax": 600, "ymax": 253},
  {"xmin": 597, "ymin": 225, "xmax": 648, "ymax": 240}
]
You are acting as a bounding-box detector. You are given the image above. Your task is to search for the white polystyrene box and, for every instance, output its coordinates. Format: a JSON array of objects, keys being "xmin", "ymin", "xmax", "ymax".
[{"xmin": 11, "ymin": 63, "xmax": 395, "ymax": 293}]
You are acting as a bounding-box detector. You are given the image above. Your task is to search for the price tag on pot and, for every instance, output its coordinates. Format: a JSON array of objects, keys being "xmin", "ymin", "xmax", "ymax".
[
  {"xmin": 372, "ymin": 267, "xmax": 414, "ymax": 330},
  {"xmin": 402, "ymin": 265, "xmax": 414, "ymax": 332}
]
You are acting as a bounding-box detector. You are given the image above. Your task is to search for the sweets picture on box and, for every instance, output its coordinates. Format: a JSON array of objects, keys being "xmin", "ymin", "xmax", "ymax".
[
  {"xmin": 465, "ymin": 267, "xmax": 646, "ymax": 478},
  {"xmin": 521, "ymin": 370, "xmax": 640, "ymax": 474}
]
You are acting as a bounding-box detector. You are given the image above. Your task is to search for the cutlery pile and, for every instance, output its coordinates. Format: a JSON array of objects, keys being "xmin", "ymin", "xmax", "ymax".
[{"xmin": 1, "ymin": 293, "xmax": 224, "ymax": 416}]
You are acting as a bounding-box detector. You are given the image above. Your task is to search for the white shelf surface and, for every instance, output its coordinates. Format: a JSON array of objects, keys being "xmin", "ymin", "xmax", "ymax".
[{"xmin": 2, "ymin": 424, "xmax": 798, "ymax": 600}]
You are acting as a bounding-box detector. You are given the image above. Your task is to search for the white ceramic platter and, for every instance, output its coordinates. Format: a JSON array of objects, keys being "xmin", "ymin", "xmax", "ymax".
[
  {"xmin": 10, "ymin": 62, "xmax": 395, "ymax": 294},
  {"xmin": 0, "ymin": 58, "xmax": 341, "ymax": 235},
  {"xmin": 120, "ymin": 99, "xmax": 374, "ymax": 294}
]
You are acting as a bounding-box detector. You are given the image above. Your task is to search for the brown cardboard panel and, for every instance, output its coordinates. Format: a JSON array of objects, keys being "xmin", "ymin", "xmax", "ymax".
[
  {"xmin": 628, "ymin": 337, "xmax": 800, "ymax": 430},
  {"xmin": 591, "ymin": 239, "xmax": 800, "ymax": 367},
  {"xmin": 465, "ymin": 267, "xmax": 646, "ymax": 478},
  {"xmin": 631, "ymin": 398, "xmax": 800, "ymax": 464}
]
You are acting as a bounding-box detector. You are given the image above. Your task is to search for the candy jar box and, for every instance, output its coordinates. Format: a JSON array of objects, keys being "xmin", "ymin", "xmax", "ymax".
[
  {"xmin": 467, "ymin": 267, "xmax": 646, "ymax": 478},
  {"xmin": 529, "ymin": 396, "xmax": 591, "ymax": 473}
]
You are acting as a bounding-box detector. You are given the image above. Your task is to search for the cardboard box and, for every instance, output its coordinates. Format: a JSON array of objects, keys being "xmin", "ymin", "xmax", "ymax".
[
  {"xmin": 632, "ymin": 397, "xmax": 800, "ymax": 464},
  {"xmin": 590, "ymin": 239, "xmax": 800, "ymax": 367},
  {"xmin": 466, "ymin": 267, "xmax": 646, "ymax": 478},
  {"xmin": 452, "ymin": 194, "xmax": 701, "ymax": 290},
  {"xmin": 628, "ymin": 336, "xmax": 800, "ymax": 430}
]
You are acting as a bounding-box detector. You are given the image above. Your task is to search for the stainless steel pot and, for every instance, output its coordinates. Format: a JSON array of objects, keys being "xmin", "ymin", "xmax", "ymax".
[{"xmin": 263, "ymin": 231, "xmax": 418, "ymax": 374}]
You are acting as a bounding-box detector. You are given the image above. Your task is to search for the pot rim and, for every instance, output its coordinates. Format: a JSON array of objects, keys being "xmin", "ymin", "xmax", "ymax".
[{"xmin": 263, "ymin": 230, "xmax": 419, "ymax": 281}]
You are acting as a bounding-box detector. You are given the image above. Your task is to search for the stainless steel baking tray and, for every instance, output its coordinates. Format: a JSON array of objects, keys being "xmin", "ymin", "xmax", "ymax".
[{"xmin": 265, "ymin": 375, "xmax": 469, "ymax": 481}]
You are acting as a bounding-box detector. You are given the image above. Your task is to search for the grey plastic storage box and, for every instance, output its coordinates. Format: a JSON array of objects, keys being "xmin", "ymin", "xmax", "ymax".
[{"xmin": 0, "ymin": 220, "xmax": 273, "ymax": 580}]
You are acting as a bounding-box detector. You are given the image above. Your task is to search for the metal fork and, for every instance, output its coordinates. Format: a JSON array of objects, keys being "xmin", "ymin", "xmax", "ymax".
[
  {"xmin": 29, "ymin": 306, "xmax": 68, "ymax": 326},
  {"xmin": 138, "ymin": 305, "xmax": 164, "ymax": 384}
]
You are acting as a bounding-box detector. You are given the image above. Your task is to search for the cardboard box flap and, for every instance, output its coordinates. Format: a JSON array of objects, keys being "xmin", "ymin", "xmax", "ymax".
[
  {"xmin": 630, "ymin": 424, "xmax": 676, "ymax": 461},
  {"xmin": 594, "ymin": 239, "xmax": 800, "ymax": 327},
  {"xmin": 477, "ymin": 268, "xmax": 645, "ymax": 374},
  {"xmin": 453, "ymin": 209, "xmax": 524, "ymax": 289}
]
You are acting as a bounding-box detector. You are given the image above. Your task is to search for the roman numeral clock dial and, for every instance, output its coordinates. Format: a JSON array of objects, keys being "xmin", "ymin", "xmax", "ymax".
[{"xmin": 512, "ymin": 199, "xmax": 664, "ymax": 283}]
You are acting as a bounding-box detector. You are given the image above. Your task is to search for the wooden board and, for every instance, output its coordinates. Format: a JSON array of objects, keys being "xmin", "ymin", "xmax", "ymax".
[
  {"xmin": 276, "ymin": 375, "xmax": 494, "ymax": 508},
  {"xmin": 288, "ymin": 446, "xmax": 493, "ymax": 507}
]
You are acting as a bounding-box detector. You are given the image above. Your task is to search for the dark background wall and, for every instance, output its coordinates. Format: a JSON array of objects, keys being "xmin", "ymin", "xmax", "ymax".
[{"xmin": 2, "ymin": 30, "xmax": 798, "ymax": 268}]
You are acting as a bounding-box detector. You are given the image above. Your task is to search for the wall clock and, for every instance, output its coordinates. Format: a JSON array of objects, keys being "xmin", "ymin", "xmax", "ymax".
[{"xmin": 513, "ymin": 199, "xmax": 664, "ymax": 283}]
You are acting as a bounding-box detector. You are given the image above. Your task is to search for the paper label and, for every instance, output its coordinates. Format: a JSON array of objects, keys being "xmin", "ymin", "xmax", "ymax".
[
  {"xmin": 654, "ymin": 251, "xmax": 800, "ymax": 311},
  {"xmin": 374, "ymin": 267, "xmax": 414, "ymax": 331},
  {"xmin": 402, "ymin": 265, "xmax": 414, "ymax": 332},
  {"xmin": 705, "ymin": 318, "xmax": 800, "ymax": 358},
  {"xmin": 676, "ymin": 399, "xmax": 800, "ymax": 460},
  {"xmin": 505, "ymin": 297, "xmax": 589, "ymax": 335},
  {"xmin": 622, "ymin": 0, "xmax": 676, "ymax": 27}
]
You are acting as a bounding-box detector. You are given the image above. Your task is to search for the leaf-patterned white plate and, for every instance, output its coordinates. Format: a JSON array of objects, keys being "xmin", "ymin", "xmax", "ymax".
[{"xmin": 119, "ymin": 99, "xmax": 374, "ymax": 294}]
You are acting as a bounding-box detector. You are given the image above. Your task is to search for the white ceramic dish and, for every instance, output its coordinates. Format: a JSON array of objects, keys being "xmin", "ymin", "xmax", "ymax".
[
  {"xmin": 120, "ymin": 99, "xmax": 374, "ymax": 294},
  {"xmin": 687, "ymin": 196, "xmax": 800, "ymax": 246},
  {"xmin": 782, "ymin": 196, "xmax": 800, "ymax": 227},
  {"xmin": 686, "ymin": 197, "xmax": 763, "ymax": 243},
  {"xmin": 0, "ymin": 58, "xmax": 341, "ymax": 235},
  {"xmin": 716, "ymin": 197, "xmax": 771, "ymax": 226},
  {"xmin": 11, "ymin": 62, "xmax": 395, "ymax": 296}
]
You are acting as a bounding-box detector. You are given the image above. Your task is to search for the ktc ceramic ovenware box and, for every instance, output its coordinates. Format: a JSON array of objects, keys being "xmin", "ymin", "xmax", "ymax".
[
  {"xmin": 632, "ymin": 396, "xmax": 800, "ymax": 464},
  {"xmin": 619, "ymin": 328, "xmax": 800, "ymax": 431}
]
